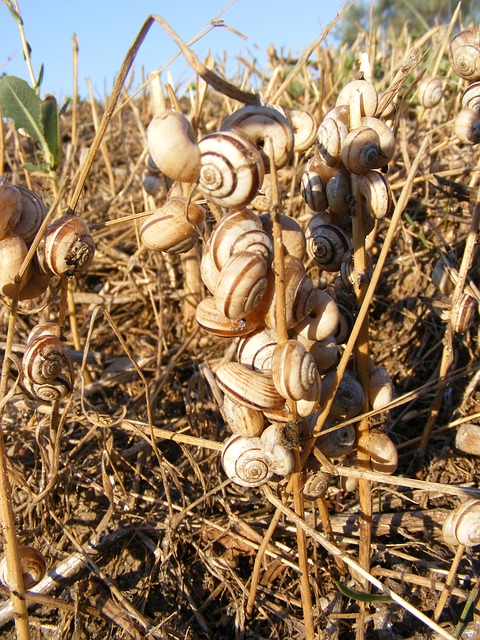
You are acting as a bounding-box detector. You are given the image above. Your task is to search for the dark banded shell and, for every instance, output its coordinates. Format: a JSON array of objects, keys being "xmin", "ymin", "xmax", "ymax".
[
  {"xmin": 305, "ymin": 218, "xmax": 352, "ymax": 272},
  {"xmin": 41, "ymin": 215, "xmax": 95, "ymax": 277},
  {"xmin": 215, "ymin": 251, "xmax": 268, "ymax": 320}
]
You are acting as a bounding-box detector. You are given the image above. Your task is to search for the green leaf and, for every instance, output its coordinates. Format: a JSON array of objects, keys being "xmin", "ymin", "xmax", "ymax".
[
  {"xmin": 335, "ymin": 581, "xmax": 393, "ymax": 604},
  {"xmin": 41, "ymin": 95, "xmax": 60, "ymax": 167},
  {"xmin": 0, "ymin": 75, "xmax": 54, "ymax": 168}
]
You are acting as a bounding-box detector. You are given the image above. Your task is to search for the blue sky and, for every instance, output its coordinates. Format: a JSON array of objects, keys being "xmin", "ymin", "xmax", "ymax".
[{"xmin": 0, "ymin": 0, "xmax": 347, "ymax": 103}]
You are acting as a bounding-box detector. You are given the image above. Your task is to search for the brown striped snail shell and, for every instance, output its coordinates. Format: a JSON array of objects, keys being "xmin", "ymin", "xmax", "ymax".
[
  {"xmin": 335, "ymin": 79, "xmax": 379, "ymax": 117},
  {"xmin": 293, "ymin": 288, "xmax": 339, "ymax": 342},
  {"xmin": 454, "ymin": 108, "xmax": 480, "ymax": 145},
  {"xmin": 23, "ymin": 373, "xmax": 73, "ymax": 403},
  {"xmin": 207, "ymin": 208, "xmax": 262, "ymax": 270},
  {"xmin": 22, "ymin": 333, "xmax": 72, "ymax": 386},
  {"xmin": 296, "ymin": 334, "xmax": 338, "ymax": 373},
  {"xmin": 417, "ymin": 75, "xmax": 443, "ymax": 109},
  {"xmin": 40, "ymin": 215, "xmax": 95, "ymax": 278},
  {"xmin": 462, "ymin": 81, "xmax": 480, "ymax": 111},
  {"xmin": 341, "ymin": 126, "xmax": 383, "ymax": 174},
  {"xmin": 302, "ymin": 467, "xmax": 332, "ymax": 500},
  {"xmin": 221, "ymin": 104, "xmax": 294, "ymax": 170},
  {"xmin": 295, "ymin": 375, "xmax": 322, "ymax": 417},
  {"xmin": 450, "ymin": 28, "xmax": 480, "ymax": 81},
  {"xmin": 198, "ymin": 131, "xmax": 265, "ymax": 207},
  {"xmin": 450, "ymin": 293, "xmax": 478, "ymax": 333},
  {"xmin": 305, "ymin": 216, "xmax": 352, "ymax": 272},
  {"xmin": 0, "ymin": 181, "xmax": 22, "ymax": 240},
  {"xmin": 215, "ymin": 251, "xmax": 268, "ymax": 320},
  {"xmin": 195, "ymin": 296, "xmax": 264, "ymax": 337},
  {"xmin": 359, "ymin": 432, "xmax": 398, "ymax": 474},
  {"xmin": 222, "ymin": 395, "xmax": 265, "ymax": 438},
  {"xmin": 147, "ymin": 110, "xmax": 201, "ymax": 182},
  {"xmin": 442, "ymin": 499, "xmax": 480, "ymax": 546},
  {"xmin": 237, "ymin": 327, "xmax": 277, "ymax": 371},
  {"xmin": 287, "ymin": 108, "xmax": 318, "ymax": 152},
  {"xmin": 259, "ymin": 213, "xmax": 307, "ymax": 261},
  {"xmin": 320, "ymin": 369, "xmax": 365, "ymax": 419},
  {"xmin": 140, "ymin": 196, "xmax": 205, "ymax": 254},
  {"xmin": 357, "ymin": 170, "xmax": 392, "ymax": 219},
  {"xmin": 216, "ymin": 362, "xmax": 285, "ymax": 412},
  {"xmin": 325, "ymin": 168, "xmax": 352, "ymax": 215},
  {"xmin": 316, "ymin": 116, "xmax": 349, "ymax": 167},
  {"xmin": 340, "ymin": 249, "xmax": 373, "ymax": 288},
  {"xmin": 14, "ymin": 185, "xmax": 47, "ymax": 244},
  {"xmin": 200, "ymin": 243, "xmax": 221, "ymax": 294},
  {"xmin": 271, "ymin": 339, "xmax": 320, "ymax": 401},
  {"xmin": 0, "ymin": 546, "xmax": 47, "ymax": 589},
  {"xmin": 221, "ymin": 433, "xmax": 274, "ymax": 487},
  {"xmin": 360, "ymin": 117, "xmax": 395, "ymax": 167}
]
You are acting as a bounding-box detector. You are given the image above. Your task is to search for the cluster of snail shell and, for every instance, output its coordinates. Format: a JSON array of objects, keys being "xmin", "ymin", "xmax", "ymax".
[
  {"xmin": 450, "ymin": 28, "xmax": 480, "ymax": 145},
  {"xmin": 140, "ymin": 80, "xmax": 397, "ymax": 489},
  {"xmin": 0, "ymin": 178, "xmax": 96, "ymax": 300}
]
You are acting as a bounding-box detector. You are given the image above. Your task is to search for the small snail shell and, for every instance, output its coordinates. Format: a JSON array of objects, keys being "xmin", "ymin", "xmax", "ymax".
[
  {"xmin": 449, "ymin": 28, "xmax": 480, "ymax": 81},
  {"xmin": 221, "ymin": 434, "xmax": 273, "ymax": 487},
  {"xmin": 198, "ymin": 131, "xmax": 265, "ymax": 207},
  {"xmin": 293, "ymin": 288, "xmax": 339, "ymax": 342},
  {"xmin": 27, "ymin": 322, "xmax": 61, "ymax": 343},
  {"xmin": 442, "ymin": 499, "xmax": 480, "ymax": 546},
  {"xmin": 334, "ymin": 296, "xmax": 356, "ymax": 344},
  {"xmin": 40, "ymin": 215, "xmax": 95, "ymax": 278},
  {"xmin": 360, "ymin": 117, "xmax": 395, "ymax": 167},
  {"xmin": 14, "ymin": 185, "xmax": 46, "ymax": 244},
  {"xmin": 357, "ymin": 170, "xmax": 392, "ymax": 220},
  {"xmin": 147, "ymin": 111, "xmax": 201, "ymax": 182},
  {"xmin": 140, "ymin": 196, "xmax": 205, "ymax": 254},
  {"xmin": 23, "ymin": 373, "xmax": 72, "ymax": 403},
  {"xmin": 336, "ymin": 79, "xmax": 379, "ymax": 117},
  {"xmin": 222, "ymin": 395, "xmax": 265, "ymax": 438},
  {"xmin": 325, "ymin": 168, "xmax": 352, "ymax": 215},
  {"xmin": 215, "ymin": 251, "xmax": 268, "ymax": 320},
  {"xmin": 360, "ymin": 433, "xmax": 398, "ymax": 474},
  {"xmin": 288, "ymin": 108, "xmax": 318, "ymax": 152},
  {"xmin": 0, "ymin": 181, "xmax": 22, "ymax": 240},
  {"xmin": 341, "ymin": 126, "xmax": 383, "ymax": 174},
  {"xmin": 455, "ymin": 422, "xmax": 480, "ymax": 456},
  {"xmin": 450, "ymin": 293, "xmax": 478, "ymax": 333},
  {"xmin": 259, "ymin": 213, "xmax": 306, "ymax": 261},
  {"xmin": 259, "ymin": 423, "xmax": 295, "ymax": 476},
  {"xmin": 271, "ymin": 339, "xmax": 320, "ymax": 401},
  {"xmin": 303, "ymin": 468, "xmax": 332, "ymax": 500},
  {"xmin": 195, "ymin": 296, "xmax": 263, "ymax": 337},
  {"xmin": 316, "ymin": 116, "xmax": 348, "ymax": 167},
  {"xmin": 462, "ymin": 81, "xmax": 480, "ymax": 111},
  {"xmin": 368, "ymin": 365, "xmax": 394, "ymax": 411},
  {"xmin": 215, "ymin": 362, "xmax": 285, "ymax": 411},
  {"xmin": 297, "ymin": 334, "xmax": 338, "ymax": 373},
  {"xmin": 0, "ymin": 233, "xmax": 30, "ymax": 297},
  {"xmin": 0, "ymin": 546, "xmax": 47, "ymax": 589},
  {"xmin": 221, "ymin": 105, "xmax": 294, "ymax": 170},
  {"xmin": 237, "ymin": 327, "xmax": 277, "ymax": 371},
  {"xmin": 417, "ymin": 75, "xmax": 443, "ymax": 109},
  {"xmin": 22, "ymin": 334, "xmax": 72, "ymax": 386},
  {"xmin": 454, "ymin": 108, "xmax": 480, "ymax": 145},
  {"xmin": 321, "ymin": 369, "xmax": 365, "ymax": 419},
  {"xmin": 207, "ymin": 207, "xmax": 262, "ymax": 270},
  {"xmin": 316, "ymin": 421, "xmax": 356, "ymax": 459},
  {"xmin": 305, "ymin": 216, "xmax": 352, "ymax": 272},
  {"xmin": 301, "ymin": 170, "xmax": 329, "ymax": 212}
]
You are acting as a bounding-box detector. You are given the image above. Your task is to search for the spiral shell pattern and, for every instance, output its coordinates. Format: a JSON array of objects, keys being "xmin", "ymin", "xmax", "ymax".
[
  {"xmin": 41, "ymin": 215, "xmax": 95, "ymax": 277},
  {"xmin": 221, "ymin": 434, "xmax": 273, "ymax": 487},
  {"xmin": 450, "ymin": 28, "xmax": 480, "ymax": 81},
  {"xmin": 305, "ymin": 218, "xmax": 352, "ymax": 272},
  {"xmin": 23, "ymin": 334, "xmax": 71, "ymax": 385},
  {"xmin": 271, "ymin": 340, "xmax": 320, "ymax": 401},
  {"xmin": 0, "ymin": 546, "xmax": 47, "ymax": 589}
]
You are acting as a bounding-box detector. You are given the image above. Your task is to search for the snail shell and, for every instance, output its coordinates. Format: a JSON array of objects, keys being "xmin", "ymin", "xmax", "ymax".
[
  {"xmin": 0, "ymin": 233, "xmax": 30, "ymax": 297},
  {"xmin": 442, "ymin": 499, "xmax": 480, "ymax": 546},
  {"xmin": 222, "ymin": 395, "xmax": 265, "ymax": 438},
  {"xmin": 359, "ymin": 433, "xmax": 398, "ymax": 474},
  {"xmin": 14, "ymin": 185, "xmax": 47, "ymax": 244},
  {"xmin": 22, "ymin": 334, "xmax": 73, "ymax": 386},
  {"xmin": 147, "ymin": 111, "xmax": 201, "ymax": 182},
  {"xmin": 303, "ymin": 467, "xmax": 332, "ymax": 500},
  {"xmin": 0, "ymin": 546, "xmax": 47, "ymax": 589},
  {"xmin": 40, "ymin": 215, "xmax": 95, "ymax": 277},
  {"xmin": 450, "ymin": 293, "xmax": 478, "ymax": 333},
  {"xmin": 297, "ymin": 334, "xmax": 338, "ymax": 373},
  {"xmin": 368, "ymin": 365, "xmax": 394, "ymax": 411},
  {"xmin": 292, "ymin": 288, "xmax": 339, "ymax": 342},
  {"xmin": 195, "ymin": 296, "xmax": 263, "ymax": 337},
  {"xmin": 454, "ymin": 108, "xmax": 480, "ymax": 145},
  {"xmin": 259, "ymin": 213, "xmax": 307, "ymax": 261},
  {"xmin": 221, "ymin": 105, "xmax": 294, "ymax": 170},
  {"xmin": 455, "ymin": 422, "xmax": 480, "ymax": 457},
  {"xmin": 449, "ymin": 28, "xmax": 480, "ymax": 81},
  {"xmin": 207, "ymin": 208, "xmax": 262, "ymax": 270},
  {"xmin": 432, "ymin": 258, "xmax": 456, "ymax": 295},
  {"xmin": 237, "ymin": 327, "xmax": 277, "ymax": 371},
  {"xmin": 288, "ymin": 108, "xmax": 318, "ymax": 152},
  {"xmin": 0, "ymin": 181, "xmax": 22, "ymax": 240},
  {"xmin": 316, "ymin": 116, "xmax": 348, "ymax": 167},
  {"xmin": 23, "ymin": 373, "xmax": 72, "ymax": 403},
  {"xmin": 341, "ymin": 126, "xmax": 383, "ymax": 174},
  {"xmin": 142, "ymin": 170, "xmax": 169, "ymax": 199},
  {"xmin": 316, "ymin": 420, "xmax": 356, "ymax": 459},
  {"xmin": 305, "ymin": 216, "xmax": 352, "ymax": 272},
  {"xmin": 360, "ymin": 117, "xmax": 395, "ymax": 167},
  {"xmin": 259, "ymin": 423, "xmax": 295, "ymax": 476},
  {"xmin": 320, "ymin": 369, "xmax": 365, "ymax": 419},
  {"xmin": 336, "ymin": 79, "xmax": 379, "ymax": 117},
  {"xmin": 215, "ymin": 362, "xmax": 285, "ymax": 411},
  {"xmin": 357, "ymin": 170, "xmax": 392, "ymax": 219},
  {"xmin": 198, "ymin": 131, "xmax": 265, "ymax": 207},
  {"xmin": 271, "ymin": 339, "xmax": 320, "ymax": 401},
  {"xmin": 262, "ymin": 373, "xmax": 321, "ymax": 419},
  {"xmin": 301, "ymin": 170, "xmax": 329, "ymax": 212},
  {"xmin": 140, "ymin": 196, "xmax": 205, "ymax": 254},
  {"xmin": 221, "ymin": 434, "xmax": 273, "ymax": 487},
  {"xmin": 462, "ymin": 81, "xmax": 480, "ymax": 111},
  {"xmin": 200, "ymin": 244, "xmax": 221, "ymax": 294},
  {"xmin": 215, "ymin": 251, "xmax": 268, "ymax": 320},
  {"xmin": 325, "ymin": 168, "xmax": 352, "ymax": 215},
  {"xmin": 417, "ymin": 75, "xmax": 443, "ymax": 109}
]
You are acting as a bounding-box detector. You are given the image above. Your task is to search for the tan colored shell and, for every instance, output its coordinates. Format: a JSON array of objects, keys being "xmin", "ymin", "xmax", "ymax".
[
  {"xmin": 358, "ymin": 170, "xmax": 392, "ymax": 219},
  {"xmin": 221, "ymin": 434, "xmax": 273, "ymax": 487},
  {"xmin": 198, "ymin": 131, "xmax": 265, "ymax": 207},
  {"xmin": 0, "ymin": 546, "xmax": 47, "ymax": 589},
  {"xmin": 442, "ymin": 499, "xmax": 480, "ymax": 546},
  {"xmin": 450, "ymin": 293, "xmax": 478, "ymax": 333},
  {"xmin": 320, "ymin": 369, "xmax": 365, "ymax": 419},
  {"xmin": 215, "ymin": 251, "xmax": 268, "ymax": 320},
  {"xmin": 0, "ymin": 181, "xmax": 22, "ymax": 240},
  {"xmin": 316, "ymin": 116, "xmax": 348, "ymax": 167},
  {"xmin": 271, "ymin": 339, "xmax": 320, "ymax": 401},
  {"xmin": 417, "ymin": 75, "xmax": 443, "ymax": 109},
  {"xmin": 221, "ymin": 104, "xmax": 294, "ymax": 170},
  {"xmin": 360, "ymin": 117, "xmax": 395, "ymax": 166},
  {"xmin": 450, "ymin": 28, "xmax": 480, "ymax": 81},
  {"xmin": 288, "ymin": 108, "xmax": 318, "ymax": 152},
  {"xmin": 0, "ymin": 233, "xmax": 30, "ymax": 297},
  {"xmin": 341, "ymin": 126, "xmax": 382, "ymax": 174},
  {"xmin": 259, "ymin": 423, "xmax": 295, "ymax": 476},
  {"xmin": 455, "ymin": 422, "xmax": 480, "ymax": 456},
  {"xmin": 360, "ymin": 433, "xmax": 398, "ymax": 474},
  {"xmin": 454, "ymin": 108, "xmax": 480, "ymax": 145},
  {"xmin": 215, "ymin": 362, "xmax": 285, "ymax": 411},
  {"xmin": 316, "ymin": 420, "xmax": 356, "ymax": 459},
  {"xmin": 301, "ymin": 170, "xmax": 329, "ymax": 212},
  {"xmin": 40, "ymin": 215, "xmax": 95, "ymax": 278},
  {"xmin": 462, "ymin": 81, "xmax": 480, "ymax": 111},
  {"xmin": 305, "ymin": 216, "xmax": 352, "ymax": 272},
  {"xmin": 293, "ymin": 288, "xmax": 339, "ymax": 342},
  {"xmin": 259, "ymin": 213, "xmax": 306, "ymax": 261},
  {"xmin": 237, "ymin": 328, "xmax": 277, "ymax": 371},
  {"xmin": 222, "ymin": 395, "xmax": 265, "ymax": 438},
  {"xmin": 336, "ymin": 79, "xmax": 378, "ymax": 116},
  {"xmin": 208, "ymin": 208, "xmax": 262, "ymax": 270},
  {"xmin": 140, "ymin": 196, "xmax": 205, "ymax": 254},
  {"xmin": 297, "ymin": 334, "xmax": 338, "ymax": 373},
  {"xmin": 195, "ymin": 296, "xmax": 263, "ymax": 337},
  {"xmin": 368, "ymin": 365, "xmax": 394, "ymax": 411},
  {"xmin": 15, "ymin": 185, "xmax": 47, "ymax": 244},
  {"xmin": 147, "ymin": 111, "xmax": 201, "ymax": 182},
  {"xmin": 200, "ymin": 243, "xmax": 220, "ymax": 294},
  {"xmin": 22, "ymin": 333, "xmax": 72, "ymax": 386}
]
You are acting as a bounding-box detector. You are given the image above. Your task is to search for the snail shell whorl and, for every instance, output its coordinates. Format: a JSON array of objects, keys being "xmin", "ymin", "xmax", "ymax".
[
  {"xmin": 450, "ymin": 293, "xmax": 478, "ymax": 333},
  {"xmin": 215, "ymin": 251, "xmax": 268, "ymax": 320},
  {"xmin": 15, "ymin": 185, "xmax": 47, "ymax": 244},
  {"xmin": 0, "ymin": 182, "xmax": 22, "ymax": 240},
  {"xmin": 0, "ymin": 546, "xmax": 47, "ymax": 589},
  {"xmin": 22, "ymin": 334, "xmax": 72, "ymax": 385},
  {"xmin": 271, "ymin": 339, "xmax": 320, "ymax": 401},
  {"xmin": 215, "ymin": 362, "xmax": 285, "ymax": 411},
  {"xmin": 335, "ymin": 79, "xmax": 379, "ymax": 117},
  {"xmin": 341, "ymin": 126, "xmax": 382, "ymax": 174},
  {"xmin": 288, "ymin": 108, "xmax": 318, "ymax": 152},
  {"xmin": 208, "ymin": 208, "xmax": 262, "ymax": 270},
  {"xmin": 442, "ymin": 499, "xmax": 480, "ymax": 546},
  {"xmin": 305, "ymin": 218, "xmax": 352, "ymax": 272},
  {"xmin": 358, "ymin": 170, "xmax": 392, "ymax": 219},
  {"xmin": 198, "ymin": 131, "xmax": 265, "ymax": 207},
  {"xmin": 462, "ymin": 81, "xmax": 480, "ymax": 111},
  {"xmin": 237, "ymin": 328, "xmax": 277, "ymax": 371},
  {"xmin": 221, "ymin": 434, "xmax": 273, "ymax": 487},
  {"xmin": 140, "ymin": 196, "xmax": 205, "ymax": 254},
  {"xmin": 41, "ymin": 215, "xmax": 95, "ymax": 277},
  {"xmin": 417, "ymin": 75, "xmax": 443, "ymax": 109},
  {"xmin": 195, "ymin": 296, "xmax": 263, "ymax": 337},
  {"xmin": 450, "ymin": 28, "xmax": 480, "ymax": 81},
  {"xmin": 316, "ymin": 117, "xmax": 348, "ymax": 167}
]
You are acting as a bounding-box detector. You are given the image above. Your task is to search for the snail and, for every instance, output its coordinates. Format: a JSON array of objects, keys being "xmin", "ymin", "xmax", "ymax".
[
  {"xmin": 0, "ymin": 181, "xmax": 22, "ymax": 240},
  {"xmin": 39, "ymin": 214, "xmax": 95, "ymax": 278},
  {"xmin": 462, "ymin": 81, "xmax": 480, "ymax": 111},
  {"xmin": 18, "ymin": 255, "xmax": 52, "ymax": 301},
  {"xmin": 320, "ymin": 369, "xmax": 365, "ymax": 419},
  {"xmin": 442, "ymin": 499, "xmax": 480, "ymax": 546},
  {"xmin": 271, "ymin": 339, "xmax": 320, "ymax": 401},
  {"xmin": 292, "ymin": 288, "xmax": 340, "ymax": 342},
  {"xmin": 222, "ymin": 395, "xmax": 265, "ymax": 438},
  {"xmin": 449, "ymin": 293, "xmax": 478, "ymax": 334},
  {"xmin": 147, "ymin": 110, "xmax": 201, "ymax": 183},
  {"xmin": 455, "ymin": 423, "xmax": 480, "ymax": 457},
  {"xmin": 195, "ymin": 296, "xmax": 264, "ymax": 337},
  {"xmin": 259, "ymin": 422, "xmax": 296, "ymax": 475},
  {"xmin": 449, "ymin": 28, "xmax": 480, "ymax": 81},
  {"xmin": 301, "ymin": 169, "xmax": 329, "ymax": 213},
  {"xmin": 14, "ymin": 184, "xmax": 47, "ymax": 244},
  {"xmin": 359, "ymin": 432, "xmax": 398, "ymax": 474},
  {"xmin": 357, "ymin": 170, "xmax": 392, "ymax": 220},
  {"xmin": 335, "ymin": 78, "xmax": 379, "ymax": 117},
  {"xmin": 341, "ymin": 126, "xmax": 384, "ymax": 174},
  {"xmin": 237, "ymin": 327, "xmax": 277, "ymax": 371},
  {"xmin": 454, "ymin": 108, "xmax": 480, "ymax": 145},
  {"xmin": 287, "ymin": 108, "xmax": 318, "ymax": 152},
  {"xmin": 140, "ymin": 196, "xmax": 205, "ymax": 254},
  {"xmin": 305, "ymin": 215, "xmax": 352, "ymax": 272},
  {"xmin": 0, "ymin": 546, "xmax": 47, "ymax": 589},
  {"xmin": 0, "ymin": 233, "xmax": 30, "ymax": 297},
  {"xmin": 258, "ymin": 213, "xmax": 307, "ymax": 261},
  {"xmin": 340, "ymin": 249, "xmax": 373, "ymax": 289},
  {"xmin": 325, "ymin": 168, "xmax": 352, "ymax": 215},
  {"xmin": 296, "ymin": 334, "xmax": 339, "ymax": 373},
  {"xmin": 221, "ymin": 433, "xmax": 274, "ymax": 487},
  {"xmin": 197, "ymin": 131, "xmax": 265, "ymax": 208},
  {"xmin": 431, "ymin": 257, "xmax": 457, "ymax": 295},
  {"xmin": 221, "ymin": 104, "xmax": 294, "ymax": 170},
  {"xmin": 417, "ymin": 75, "xmax": 443, "ymax": 109},
  {"xmin": 368, "ymin": 364, "xmax": 394, "ymax": 411},
  {"xmin": 360, "ymin": 116, "xmax": 395, "ymax": 166},
  {"xmin": 315, "ymin": 419, "xmax": 356, "ymax": 459},
  {"xmin": 215, "ymin": 362, "xmax": 285, "ymax": 411},
  {"xmin": 316, "ymin": 116, "xmax": 349, "ymax": 167}
]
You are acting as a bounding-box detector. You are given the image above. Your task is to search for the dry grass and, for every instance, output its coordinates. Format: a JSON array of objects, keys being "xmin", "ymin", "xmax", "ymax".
[{"xmin": 0, "ymin": 6, "xmax": 479, "ymax": 640}]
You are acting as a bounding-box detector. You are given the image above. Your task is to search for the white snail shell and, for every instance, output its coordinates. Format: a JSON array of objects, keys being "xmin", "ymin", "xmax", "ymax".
[
  {"xmin": 360, "ymin": 433, "xmax": 398, "ymax": 474},
  {"xmin": 259, "ymin": 423, "xmax": 295, "ymax": 476},
  {"xmin": 140, "ymin": 196, "xmax": 205, "ymax": 254},
  {"xmin": 442, "ymin": 499, "xmax": 480, "ymax": 546},
  {"xmin": 293, "ymin": 288, "xmax": 339, "ymax": 342},
  {"xmin": 198, "ymin": 131, "xmax": 265, "ymax": 207},
  {"xmin": 271, "ymin": 339, "xmax": 320, "ymax": 401},
  {"xmin": 336, "ymin": 79, "xmax": 379, "ymax": 117},
  {"xmin": 147, "ymin": 111, "xmax": 201, "ymax": 182},
  {"xmin": 222, "ymin": 395, "xmax": 265, "ymax": 438},
  {"xmin": 454, "ymin": 108, "xmax": 480, "ymax": 145},
  {"xmin": 0, "ymin": 546, "xmax": 47, "ymax": 589},
  {"xmin": 368, "ymin": 365, "xmax": 394, "ymax": 411},
  {"xmin": 221, "ymin": 105, "xmax": 294, "ymax": 170},
  {"xmin": 297, "ymin": 334, "xmax": 338, "ymax": 373},
  {"xmin": 455, "ymin": 422, "xmax": 480, "ymax": 457},
  {"xmin": 221, "ymin": 434, "xmax": 274, "ymax": 487},
  {"xmin": 195, "ymin": 296, "xmax": 263, "ymax": 337},
  {"xmin": 40, "ymin": 215, "xmax": 95, "ymax": 278},
  {"xmin": 207, "ymin": 208, "xmax": 262, "ymax": 270},
  {"xmin": 357, "ymin": 170, "xmax": 392, "ymax": 220},
  {"xmin": 341, "ymin": 126, "xmax": 383, "ymax": 174},
  {"xmin": 259, "ymin": 213, "xmax": 307, "ymax": 261},
  {"xmin": 462, "ymin": 81, "xmax": 480, "ymax": 111},
  {"xmin": 14, "ymin": 185, "xmax": 47, "ymax": 244},
  {"xmin": 200, "ymin": 243, "xmax": 221, "ymax": 294},
  {"xmin": 22, "ymin": 333, "xmax": 72, "ymax": 386},
  {"xmin": 237, "ymin": 327, "xmax": 277, "ymax": 371},
  {"xmin": 215, "ymin": 251, "xmax": 268, "ymax": 320},
  {"xmin": 0, "ymin": 181, "xmax": 22, "ymax": 240},
  {"xmin": 215, "ymin": 362, "xmax": 285, "ymax": 411},
  {"xmin": 417, "ymin": 75, "xmax": 443, "ymax": 109},
  {"xmin": 449, "ymin": 28, "xmax": 480, "ymax": 81},
  {"xmin": 316, "ymin": 116, "xmax": 348, "ymax": 167},
  {"xmin": 360, "ymin": 117, "xmax": 395, "ymax": 167},
  {"xmin": 23, "ymin": 374, "xmax": 73, "ymax": 403},
  {"xmin": 288, "ymin": 108, "xmax": 318, "ymax": 152},
  {"xmin": 305, "ymin": 216, "xmax": 352, "ymax": 272}
]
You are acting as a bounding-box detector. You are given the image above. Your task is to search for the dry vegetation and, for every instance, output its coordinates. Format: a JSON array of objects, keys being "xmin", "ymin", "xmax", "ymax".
[{"xmin": 0, "ymin": 5, "xmax": 479, "ymax": 640}]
